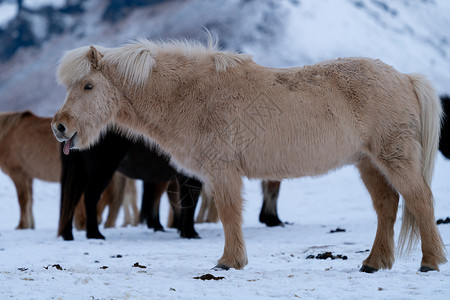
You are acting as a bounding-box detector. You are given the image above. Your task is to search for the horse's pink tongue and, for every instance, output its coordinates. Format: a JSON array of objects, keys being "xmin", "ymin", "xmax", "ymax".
[{"xmin": 63, "ymin": 138, "xmax": 72, "ymax": 155}]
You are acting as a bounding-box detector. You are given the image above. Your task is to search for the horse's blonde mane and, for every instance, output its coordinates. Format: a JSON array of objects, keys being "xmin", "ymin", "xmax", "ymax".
[{"xmin": 57, "ymin": 34, "xmax": 252, "ymax": 88}]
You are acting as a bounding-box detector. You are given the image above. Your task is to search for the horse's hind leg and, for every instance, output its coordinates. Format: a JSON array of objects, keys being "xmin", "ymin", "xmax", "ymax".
[
  {"xmin": 177, "ymin": 174, "xmax": 202, "ymax": 239},
  {"xmin": 166, "ymin": 180, "xmax": 180, "ymax": 229},
  {"xmin": 104, "ymin": 173, "xmax": 126, "ymax": 228},
  {"xmin": 141, "ymin": 181, "xmax": 169, "ymax": 231},
  {"xmin": 371, "ymin": 144, "xmax": 446, "ymax": 271},
  {"xmin": 122, "ymin": 178, "xmax": 138, "ymax": 227},
  {"xmin": 12, "ymin": 174, "xmax": 34, "ymax": 229},
  {"xmin": 357, "ymin": 157, "xmax": 399, "ymax": 272},
  {"xmin": 259, "ymin": 180, "xmax": 283, "ymax": 227}
]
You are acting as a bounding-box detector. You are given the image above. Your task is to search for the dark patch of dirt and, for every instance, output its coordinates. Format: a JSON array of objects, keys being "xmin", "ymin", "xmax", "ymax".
[
  {"xmin": 306, "ymin": 252, "xmax": 348, "ymax": 260},
  {"xmin": 193, "ymin": 274, "xmax": 225, "ymax": 281},
  {"xmin": 329, "ymin": 227, "xmax": 346, "ymax": 233},
  {"xmin": 110, "ymin": 254, "xmax": 122, "ymax": 258},
  {"xmin": 44, "ymin": 264, "xmax": 63, "ymax": 270},
  {"xmin": 356, "ymin": 249, "xmax": 370, "ymax": 253},
  {"xmin": 18, "ymin": 268, "xmax": 28, "ymax": 272},
  {"xmin": 99, "ymin": 266, "xmax": 109, "ymax": 269},
  {"xmin": 437, "ymin": 217, "xmax": 450, "ymax": 225},
  {"xmin": 132, "ymin": 262, "xmax": 146, "ymax": 269}
]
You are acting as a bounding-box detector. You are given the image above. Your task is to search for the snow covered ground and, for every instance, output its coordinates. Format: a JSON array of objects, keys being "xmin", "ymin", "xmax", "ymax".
[{"xmin": 0, "ymin": 153, "xmax": 449, "ymax": 299}]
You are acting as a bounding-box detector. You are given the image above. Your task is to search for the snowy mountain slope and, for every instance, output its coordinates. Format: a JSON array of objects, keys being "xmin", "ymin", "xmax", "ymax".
[{"xmin": 0, "ymin": 0, "xmax": 449, "ymax": 115}]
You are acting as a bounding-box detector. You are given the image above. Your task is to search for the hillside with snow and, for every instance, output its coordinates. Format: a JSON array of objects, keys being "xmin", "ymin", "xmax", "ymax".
[{"xmin": 0, "ymin": 0, "xmax": 450, "ymax": 115}]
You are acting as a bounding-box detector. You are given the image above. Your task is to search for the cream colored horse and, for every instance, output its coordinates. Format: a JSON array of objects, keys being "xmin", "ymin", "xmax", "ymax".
[{"xmin": 51, "ymin": 37, "xmax": 446, "ymax": 272}]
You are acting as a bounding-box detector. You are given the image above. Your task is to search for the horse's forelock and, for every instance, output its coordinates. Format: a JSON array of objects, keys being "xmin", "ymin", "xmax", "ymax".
[
  {"xmin": 57, "ymin": 45, "xmax": 110, "ymax": 87},
  {"xmin": 57, "ymin": 46, "xmax": 93, "ymax": 87}
]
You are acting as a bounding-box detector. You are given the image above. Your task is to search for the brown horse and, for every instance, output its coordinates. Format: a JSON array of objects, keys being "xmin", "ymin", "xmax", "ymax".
[
  {"xmin": 0, "ymin": 111, "xmax": 135, "ymax": 229},
  {"xmin": 51, "ymin": 37, "xmax": 446, "ymax": 272}
]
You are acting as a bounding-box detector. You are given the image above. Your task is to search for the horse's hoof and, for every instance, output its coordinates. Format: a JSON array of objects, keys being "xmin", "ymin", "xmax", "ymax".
[
  {"xmin": 419, "ymin": 266, "xmax": 437, "ymax": 272},
  {"xmin": 213, "ymin": 264, "xmax": 230, "ymax": 271},
  {"xmin": 259, "ymin": 215, "xmax": 284, "ymax": 227},
  {"xmin": 86, "ymin": 232, "xmax": 105, "ymax": 239},
  {"xmin": 62, "ymin": 233, "xmax": 74, "ymax": 241},
  {"xmin": 180, "ymin": 230, "xmax": 201, "ymax": 239},
  {"xmin": 359, "ymin": 265, "xmax": 378, "ymax": 273},
  {"xmin": 153, "ymin": 227, "xmax": 165, "ymax": 232}
]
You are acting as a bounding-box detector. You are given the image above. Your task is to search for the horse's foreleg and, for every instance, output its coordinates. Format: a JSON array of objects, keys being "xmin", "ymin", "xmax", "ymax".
[
  {"xmin": 84, "ymin": 181, "xmax": 110, "ymax": 239},
  {"xmin": 12, "ymin": 174, "xmax": 34, "ymax": 229},
  {"xmin": 211, "ymin": 175, "xmax": 248, "ymax": 270},
  {"xmin": 357, "ymin": 157, "xmax": 399, "ymax": 272},
  {"xmin": 259, "ymin": 180, "xmax": 283, "ymax": 227}
]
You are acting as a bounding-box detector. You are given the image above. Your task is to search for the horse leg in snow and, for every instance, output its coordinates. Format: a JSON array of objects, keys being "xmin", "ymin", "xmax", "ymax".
[
  {"xmin": 196, "ymin": 188, "xmax": 219, "ymax": 224},
  {"xmin": 122, "ymin": 177, "xmax": 138, "ymax": 227},
  {"xmin": 11, "ymin": 173, "xmax": 34, "ymax": 229},
  {"xmin": 103, "ymin": 172, "xmax": 127, "ymax": 228},
  {"xmin": 140, "ymin": 181, "xmax": 169, "ymax": 231},
  {"xmin": 59, "ymin": 149, "xmax": 87, "ymax": 240},
  {"xmin": 177, "ymin": 174, "xmax": 202, "ymax": 239},
  {"xmin": 357, "ymin": 157, "xmax": 399, "ymax": 272},
  {"xmin": 73, "ymin": 195, "xmax": 87, "ymax": 230},
  {"xmin": 83, "ymin": 175, "xmax": 116, "ymax": 239},
  {"xmin": 363, "ymin": 146, "xmax": 446, "ymax": 271},
  {"xmin": 259, "ymin": 180, "xmax": 283, "ymax": 227},
  {"xmin": 166, "ymin": 180, "xmax": 181, "ymax": 229},
  {"xmin": 211, "ymin": 173, "xmax": 248, "ymax": 270}
]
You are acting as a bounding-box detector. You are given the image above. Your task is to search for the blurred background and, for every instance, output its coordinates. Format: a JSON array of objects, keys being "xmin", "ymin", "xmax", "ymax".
[{"xmin": 0, "ymin": 0, "xmax": 449, "ymax": 116}]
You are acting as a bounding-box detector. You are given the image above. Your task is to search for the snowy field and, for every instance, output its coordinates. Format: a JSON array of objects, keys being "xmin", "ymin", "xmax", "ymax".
[{"xmin": 0, "ymin": 154, "xmax": 449, "ymax": 299}]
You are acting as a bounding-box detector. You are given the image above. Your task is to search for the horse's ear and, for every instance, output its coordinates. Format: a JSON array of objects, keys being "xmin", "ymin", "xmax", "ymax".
[{"xmin": 88, "ymin": 46, "xmax": 103, "ymax": 69}]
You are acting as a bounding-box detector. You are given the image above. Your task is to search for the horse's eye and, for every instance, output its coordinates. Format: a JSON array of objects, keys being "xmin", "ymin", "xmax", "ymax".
[{"xmin": 84, "ymin": 83, "xmax": 93, "ymax": 90}]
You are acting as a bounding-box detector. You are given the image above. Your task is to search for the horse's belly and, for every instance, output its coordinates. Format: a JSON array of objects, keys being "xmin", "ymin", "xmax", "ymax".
[{"xmin": 239, "ymin": 131, "xmax": 361, "ymax": 180}]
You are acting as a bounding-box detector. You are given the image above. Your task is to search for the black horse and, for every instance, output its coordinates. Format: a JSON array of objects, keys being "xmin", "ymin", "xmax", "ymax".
[
  {"xmin": 58, "ymin": 130, "xmax": 202, "ymax": 240},
  {"xmin": 261, "ymin": 95, "xmax": 450, "ymax": 226}
]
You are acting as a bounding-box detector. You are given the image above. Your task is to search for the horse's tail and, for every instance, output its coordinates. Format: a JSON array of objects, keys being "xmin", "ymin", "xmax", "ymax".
[
  {"xmin": 398, "ymin": 73, "xmax": 443, "ymax": 253},
  {"xmin": 0, "ymin": 111, "xmax": 33, "ymax": 142}
]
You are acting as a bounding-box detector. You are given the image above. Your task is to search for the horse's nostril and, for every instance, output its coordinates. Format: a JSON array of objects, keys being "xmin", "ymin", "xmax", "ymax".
[{"xmin": 57, "ymin": 123, "xmax": 66, "ymax": 133}]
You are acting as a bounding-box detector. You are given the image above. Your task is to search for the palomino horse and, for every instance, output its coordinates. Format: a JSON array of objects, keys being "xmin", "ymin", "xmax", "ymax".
[
  {"xmin": 0, "ymin": 111, "xmax": 135, "ymax": 229},
  {"xmin": 58, "ymin": 130, "xmax": 202, "ymax": 240},
  {"xmin": 52, "ymin": 37, "xmax": 446, "ymax": 272}
]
